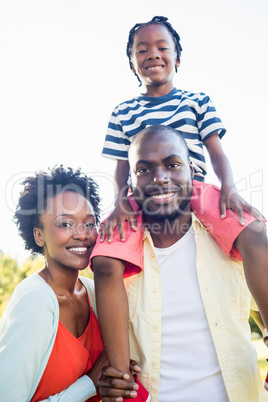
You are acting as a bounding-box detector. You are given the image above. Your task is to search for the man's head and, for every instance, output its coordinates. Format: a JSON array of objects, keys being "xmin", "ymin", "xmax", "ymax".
[{"xmin": 129, "ymin": 125, "xmax": 194, "ymax": 223}]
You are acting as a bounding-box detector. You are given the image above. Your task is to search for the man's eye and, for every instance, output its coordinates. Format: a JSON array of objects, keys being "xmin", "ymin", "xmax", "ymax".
[
  {"xmin": 168, "ymin": 163, "xmax": 180, "ymax": 169},
  {"xmin": 136, "ymin": 168, "xmax": 150, "ymax": 175}
]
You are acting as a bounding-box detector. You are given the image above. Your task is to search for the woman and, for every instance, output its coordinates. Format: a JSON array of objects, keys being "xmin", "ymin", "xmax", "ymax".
[{"xmin": 0, "ymin": 166, "xmax": 106, "ymax": 401}]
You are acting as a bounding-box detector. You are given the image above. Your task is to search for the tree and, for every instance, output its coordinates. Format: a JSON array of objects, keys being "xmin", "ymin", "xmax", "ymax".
[
  {"xmin": 0, "ymin": 252, "xmax": 45, "ymax": 317},
  {"xmin": 0, "ymin": 251, "xmax": 20, "ymax": 316}
]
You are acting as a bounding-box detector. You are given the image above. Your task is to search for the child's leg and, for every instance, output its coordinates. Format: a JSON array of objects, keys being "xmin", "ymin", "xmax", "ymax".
[
  {"xmin": 93, "ymin": 256, "xmax": 133, "ymax": 377},
  {"xmin": 191, "ymin": 181, "xmax": 268, "ymax": 329},
  {"xmin": 234, "ymin": 220, "xmax": 268, "ymax": 330}
]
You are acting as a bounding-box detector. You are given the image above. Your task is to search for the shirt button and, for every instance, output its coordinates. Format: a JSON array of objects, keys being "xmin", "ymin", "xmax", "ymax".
[
  {"xmin": 153, "ymin": 288, "xmax": 159, "ymax": 293},
  {"xmin": 152, "ymin": 361, "xmax": 158, "ymax": 368},
  {"xmin": 153, "ymin": 324, "xmax": 160, "ymax": 329},
  {"xmin": 151, "ymin": 253, "xmax": 155, "ymax": 258}
]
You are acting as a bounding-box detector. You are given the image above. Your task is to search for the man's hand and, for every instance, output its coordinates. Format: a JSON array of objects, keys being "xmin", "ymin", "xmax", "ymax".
[
  {"xmin": 220, "ymin": 184, "xmax": 266, "ymax": 225},
  {"xmin": 98, "ymin": 360, "xmax": 141, "ymax": 402},
  {"xmin": 100, "ymin": 198, "xmax": 137, "ymax": 243}
]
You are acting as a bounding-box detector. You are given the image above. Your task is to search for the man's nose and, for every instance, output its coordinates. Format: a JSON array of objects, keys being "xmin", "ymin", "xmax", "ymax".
[{"xmin": 153, "ymin": 168, "xmax": 169, "ymax": 184}]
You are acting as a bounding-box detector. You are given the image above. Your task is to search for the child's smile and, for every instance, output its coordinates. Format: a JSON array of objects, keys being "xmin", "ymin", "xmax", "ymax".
[{"xmin": 130, "ymin": 24, "xmax": 179, "ymax": 95}]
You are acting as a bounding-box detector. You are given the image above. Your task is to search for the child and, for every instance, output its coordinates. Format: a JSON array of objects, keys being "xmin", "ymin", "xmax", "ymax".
[{"xmin": 92, "ymin": 16, "xmax": 268, "ymax": 396}]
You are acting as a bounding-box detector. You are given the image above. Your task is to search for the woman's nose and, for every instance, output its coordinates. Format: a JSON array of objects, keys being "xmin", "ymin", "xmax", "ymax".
[{"xmin": 72, "ymin": 224, "xmax": 89, "ymax": 240}]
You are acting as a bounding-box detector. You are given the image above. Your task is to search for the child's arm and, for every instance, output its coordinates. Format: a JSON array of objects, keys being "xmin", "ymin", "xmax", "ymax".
[
  {"xmin": 100, "ymin": 160, "xmax": 137, "ymax": 242},
  {"xmin": 204, "ymin": 133, "xmax": 265, "ymax": 224},
  {"xmin": 93, "ymin": 256, "xmax": 134, "ymax": 379}
]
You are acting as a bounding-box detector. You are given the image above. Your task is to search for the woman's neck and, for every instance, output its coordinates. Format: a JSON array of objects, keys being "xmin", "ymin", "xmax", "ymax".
[{"xmin": 39, "ymin": 263, "xmax": 79, "ymax": 296}]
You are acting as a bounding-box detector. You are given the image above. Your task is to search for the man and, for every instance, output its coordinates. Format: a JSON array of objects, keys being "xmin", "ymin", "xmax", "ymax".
[{"xmin": 93, "ymin": 125, "xmax": 267, "ymax": 401}]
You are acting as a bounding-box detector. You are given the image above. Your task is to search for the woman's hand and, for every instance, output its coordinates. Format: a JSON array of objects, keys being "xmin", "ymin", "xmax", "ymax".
[
  {"xmin": 86, "ymin": 350, "xmax": 108, "ymax": 389},
  {"xmin": 98, "ymin": 360, "xmax": 141, "ymax": 402}
]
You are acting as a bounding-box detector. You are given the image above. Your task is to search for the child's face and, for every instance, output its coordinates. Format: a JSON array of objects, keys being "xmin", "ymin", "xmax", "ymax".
[{"xmin": 131, "ymin": 24, "xmax": 179, "ymax": 92}]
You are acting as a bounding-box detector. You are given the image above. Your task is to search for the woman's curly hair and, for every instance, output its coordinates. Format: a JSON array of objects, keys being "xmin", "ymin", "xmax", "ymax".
[{"xmin": 14, "ymin": 165, "xmax": 101, "ymax": 255}]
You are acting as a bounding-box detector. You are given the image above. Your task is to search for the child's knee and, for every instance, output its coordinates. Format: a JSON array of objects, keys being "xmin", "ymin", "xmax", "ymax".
[
  {"xmin": 92, "ymin": 256, "xmax": 125, "ymax": 280},
  {"xmin": 236, "ymin": 220, "xmax": 268, "ymax": 257}
]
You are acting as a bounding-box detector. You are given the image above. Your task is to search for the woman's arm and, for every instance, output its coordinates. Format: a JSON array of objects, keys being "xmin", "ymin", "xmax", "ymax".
[
  {"xmin": 0, "ymin": 285, "xmax": 58, "ymax": 401},
  {"xmin": 0, "ymin": 278, "xmax": 101, "ymax": 402}
]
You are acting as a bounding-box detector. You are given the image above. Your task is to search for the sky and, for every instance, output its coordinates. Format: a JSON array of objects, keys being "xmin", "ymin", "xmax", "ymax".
[{"xmin": 0, "ymin": 0, "xmax": 267, "ymax": 263}]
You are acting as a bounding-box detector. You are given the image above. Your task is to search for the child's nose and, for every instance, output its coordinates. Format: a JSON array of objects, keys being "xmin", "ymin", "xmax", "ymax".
[{"xmin": 147, "ymin": 48, "xmax": 161, "ymax": 60}]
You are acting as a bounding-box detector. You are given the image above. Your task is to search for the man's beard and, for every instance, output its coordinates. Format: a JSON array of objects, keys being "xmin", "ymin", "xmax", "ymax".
[
  {"xmin": 150, "ymin": 194, "xmax": 192, "ymax": 222},
  {"xmin": 135, "ymin": 183, "xmax": 193, "ymax": 222}
]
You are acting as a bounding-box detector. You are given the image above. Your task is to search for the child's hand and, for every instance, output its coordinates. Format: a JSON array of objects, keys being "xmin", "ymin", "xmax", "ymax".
[
  {"xmin": 220, "ymin": 184, "xmax": 266, "ymax": 225},
  {"xmin": 100, "ymin": 198, "xmax": 137, "ymax": 242}
]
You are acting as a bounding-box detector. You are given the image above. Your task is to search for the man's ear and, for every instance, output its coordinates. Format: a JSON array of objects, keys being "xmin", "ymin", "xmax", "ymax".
[
  {"xmin": 189, "ymin": 161, "xmax": 195, "ymax": 179},
  {"xmin": 33, "ymin": 227, "xmax": 45, "ymax": 247}
]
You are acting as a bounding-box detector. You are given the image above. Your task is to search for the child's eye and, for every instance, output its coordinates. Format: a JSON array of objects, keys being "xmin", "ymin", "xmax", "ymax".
[
  {"xmin": 137, "ymin": 49, "xmax": 147, "ymax": 54},
  {"xmin": 159, "ymin": 47, "xmax": 169, "ymax": 51}
]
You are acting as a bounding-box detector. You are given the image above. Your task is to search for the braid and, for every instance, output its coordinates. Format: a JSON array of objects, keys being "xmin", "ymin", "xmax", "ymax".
[{"xmin": 126, "ymin": 16, "xmax": 183, "ymax": 86}]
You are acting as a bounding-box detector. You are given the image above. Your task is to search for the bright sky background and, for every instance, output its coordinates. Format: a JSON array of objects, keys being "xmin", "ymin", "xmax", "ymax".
[{"xmin": 1, "ymin": 0, "xmax": 267, "ymax": 263}]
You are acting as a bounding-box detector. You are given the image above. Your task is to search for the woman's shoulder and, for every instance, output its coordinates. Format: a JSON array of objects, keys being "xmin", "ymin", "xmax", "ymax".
[
  {"xmin": 3, "ymin": 273, "xmax": 58, "ymax": 321},
  {"xmin": 15, "ymin": 272, "xmax": 56, "ymax": 299}
]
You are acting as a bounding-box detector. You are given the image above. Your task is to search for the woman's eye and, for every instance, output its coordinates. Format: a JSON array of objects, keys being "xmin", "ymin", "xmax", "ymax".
[
  {"xmin": 85, "ymin": 223, "xmax": 96, "ymax": 229},
  {"xmin": 58, "ymin": 222, "xmax": 73, "ymax": 228}
]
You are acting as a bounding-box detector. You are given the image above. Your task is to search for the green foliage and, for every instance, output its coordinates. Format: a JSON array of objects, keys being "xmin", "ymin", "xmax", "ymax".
[
  {"xmin": 0, "ymin": 251, "xmax": 20, "ymax": 315},
  {"xmin": 0, "ymin": 250, "xmax": 93, "ymax": 318},
  {"xmin": 80, "ymin": 267, "xmax": 94, "ymax": 280},
  {"xmin": 0, "ymin": 251, "xmax": 44, "ymax": 317},
  {"xmin": 249, "ymin": 316, "xmax": 262, "ymax": 337},
  {"xmin": 19, "ymin": 255, "xmax": 45, "ymax": 279}
]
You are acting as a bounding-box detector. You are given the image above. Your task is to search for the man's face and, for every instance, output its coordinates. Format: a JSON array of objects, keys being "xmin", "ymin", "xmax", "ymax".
[{"xmin": 129, "ymin": 130, "xmax": 194, "ymax": 222}]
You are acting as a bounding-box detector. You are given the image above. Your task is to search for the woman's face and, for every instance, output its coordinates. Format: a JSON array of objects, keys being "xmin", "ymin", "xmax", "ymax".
[{"xmin": 34, "ymin": 191, "xmax": 98, "ymax": 272}]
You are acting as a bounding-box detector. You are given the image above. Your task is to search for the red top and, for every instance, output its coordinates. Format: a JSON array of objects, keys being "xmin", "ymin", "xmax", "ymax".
[{"xmin": 32, "ymin": 298, "xmax": 103, "ymax": 402}]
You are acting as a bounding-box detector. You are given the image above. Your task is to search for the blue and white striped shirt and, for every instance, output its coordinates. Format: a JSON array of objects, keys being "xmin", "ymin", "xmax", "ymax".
[{"xmin": 102, "ymin": 88, "xmax": 226, "ymax": 180}]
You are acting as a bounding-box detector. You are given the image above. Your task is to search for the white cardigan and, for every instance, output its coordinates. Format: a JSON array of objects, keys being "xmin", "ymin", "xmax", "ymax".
[{"xmin": 0, "ymin": 272, "xmax": 97, "ymax": 402}]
